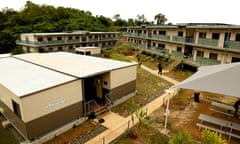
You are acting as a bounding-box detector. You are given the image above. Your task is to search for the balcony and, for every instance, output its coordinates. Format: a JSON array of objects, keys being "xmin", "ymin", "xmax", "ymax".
[
  {"xmin": 195, "ymin": 56, "xmax": 220, "ymax": 65},
  {"xmin": 101, "ymin": 37, "xmax": 119, "ymax": 41},
  {"xmin": 198, "ymin": 38, "xmax": 218, "ymax": 47},
  {"xmin": 88, "ymin": 38, "xmax": 99, "ymax": 42},
  {"xmin": 66, "ymin": 39, "xmax": 80, "ymax": 43},
  {"xmin": 229, "ymin": 41, "xmax": 240, "ymax": 50},
  {"xmin": 16, "ymin": 40, "xmax": 65, "ymax": 46},
  {"xmin": 150, "ymin": 34, "xmax": 170, "ymax": 41}
]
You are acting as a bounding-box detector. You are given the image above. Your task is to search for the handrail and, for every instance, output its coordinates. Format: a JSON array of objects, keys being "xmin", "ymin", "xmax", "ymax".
[
  {"xmin": 105, "ymin": 92, "xmax": 113, "ymax": 107},
  {"xmin": 85, "ymin": 100, "xmax": 100, "ymax": 115}
]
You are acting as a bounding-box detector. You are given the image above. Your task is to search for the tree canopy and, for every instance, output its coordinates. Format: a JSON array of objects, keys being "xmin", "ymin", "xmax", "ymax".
[{"xmin": 0, "ymin": 1, "xmax": 168, "ymax": 54}]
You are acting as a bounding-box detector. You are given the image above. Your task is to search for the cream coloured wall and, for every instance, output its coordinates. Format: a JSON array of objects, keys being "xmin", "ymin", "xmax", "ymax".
[
  {"xmin": 102, "ymin": 72, "xmax": 110, "ymax": 89},
  {"xmin": 110, "ymin": 65, "xmax": 137, "ymax": 89},
  {"xmin": 0, "ymin": 84, "xmax": 22, "ymax": 113},
  {"xmin": 21, "ymin": 80, "xmax": 83, "ymax": 123}
]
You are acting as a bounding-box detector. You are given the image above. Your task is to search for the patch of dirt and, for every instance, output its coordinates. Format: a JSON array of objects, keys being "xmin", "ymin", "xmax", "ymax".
[{"xmin": 167, "ymin": 89, "xmax": 239, "ymax": 144}]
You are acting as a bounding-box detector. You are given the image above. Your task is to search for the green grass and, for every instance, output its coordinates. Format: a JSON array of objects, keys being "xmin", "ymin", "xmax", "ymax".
[{"xmin": 111, "ymin": 67, "xmax": 172, "ymax": 117}]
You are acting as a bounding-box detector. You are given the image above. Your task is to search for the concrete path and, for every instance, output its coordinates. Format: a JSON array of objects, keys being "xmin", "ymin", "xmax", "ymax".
[{"xmin": 85, "ymin": 65, "xmax": 179, "ymax": 144}]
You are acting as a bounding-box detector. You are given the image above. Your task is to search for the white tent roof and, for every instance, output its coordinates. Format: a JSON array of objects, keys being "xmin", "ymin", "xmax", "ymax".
[
  {"xmin": 175, "ymin": 62, "xmax": 240, "ymax": 98},
  {"xmin": 0, "ymin": 57, "xmax": 76, "ymax": 97},
  {"xmin": 15, "ymin": 52, "xmax": 136, "ymax": 78}
]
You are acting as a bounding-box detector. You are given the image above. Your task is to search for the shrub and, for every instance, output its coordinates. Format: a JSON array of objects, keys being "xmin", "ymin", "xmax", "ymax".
[
  {"xmin": 201, "ymin": 129, "xmax": 227, "ymax": 144},
  {"xmin": 169, "ymin": 130, "xmax": 193, "ymax": 144}
]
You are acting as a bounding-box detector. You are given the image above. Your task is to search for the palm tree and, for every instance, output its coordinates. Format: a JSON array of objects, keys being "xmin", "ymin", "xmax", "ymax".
[
  {"xmin": 154, "ymin": 13, "xmax": 167, "ymax": 24},
  {"xmin": 113, "ymin": 14, "xmax": 121, "ymax": 21}
]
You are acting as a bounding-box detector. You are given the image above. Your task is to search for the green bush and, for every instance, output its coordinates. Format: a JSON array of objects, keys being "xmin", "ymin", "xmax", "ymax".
[
  {"xmin": 201, "ymin": 129, "xmax": 227, "ymax": 144},
  {"xmin": 169, "ymin": 130, "xmax": 193, "ymax": 144}
]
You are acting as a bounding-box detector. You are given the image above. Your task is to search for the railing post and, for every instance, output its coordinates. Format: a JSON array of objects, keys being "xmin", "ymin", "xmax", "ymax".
[{"xmin": 103, "ymin": 136, "xmax": 105, "ymax": 144}]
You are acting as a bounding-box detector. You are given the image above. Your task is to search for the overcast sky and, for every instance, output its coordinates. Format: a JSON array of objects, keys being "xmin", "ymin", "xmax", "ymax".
[{"xmin": 1, "ymin": 0, "xmax": 240, "ymax": 25}]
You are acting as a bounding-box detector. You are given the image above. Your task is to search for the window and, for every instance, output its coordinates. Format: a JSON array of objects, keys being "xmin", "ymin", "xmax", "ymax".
[
  {"xmin": 235, "ymin": 34, "xmax": 240, "ymax": 41},
  {"xmin": 48, "ymin": 48, "xmax": 53, "ymax": 52},
  {"xmin": 212, "ymin": 33, "xmax": 219, "ymax": 40},
  {"xmin": 76, "ymin": 36, "xmax": 79, "ymax": 39},
  {"xmin": 153, "ymin": 43, "xmax": 156, "ymax": 46},
  {"xmin": 197, "ymin": 50, "xmax": 204, "ymax": 57},
  {"xmin": 209, "ymin": 53, "xmax": 217, "ymax": 60},
  {"xmin": 153, "ymin": 30, "xmax": 157, "ymax": 34},
  {"xmin": 199, "ymin": 32, "xmax": 206, "ymax": 39},
  {"xmin": 177, "ymin": 47, "xmax": 182, "ymax": 52},
  {"xmin": 37, "ymin": 37, "xmax": 43, "ymax": 41},
  {"xmin": 12, "ymin": 100, "xmax": 21, "ymax": 119},
  {"xmin": 159, "ymin": 31, "xmax": 166, "ymax": 35},
  {"xmin": 47, "ymin": 37, "xmax": 52, "ymax": 41},
  {"xmin": 178, "ymin": 31, "xmax": 183, "ymax": 37},
  {"xmin": 57, "ymin": 37, "xmax": 62, "ymax": 40},
  {"xmin": 82, "ymin": 37, "xmax": 86, "ymax": 41},
  {"xmin": 58, "ymin": 47, "xmax": 63, "ymax": 51},
  {"xmin": 158, "ymin": 44, "xmax": 165, "ymax": 49},
  {"xmin": 68, "ymin": 36, "xmax": 72, "ymax": 40}
]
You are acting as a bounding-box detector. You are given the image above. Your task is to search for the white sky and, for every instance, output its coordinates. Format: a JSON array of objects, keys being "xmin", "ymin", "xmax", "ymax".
[{"xmin": 1, "ymin": 0, "xmax": 240, "ymax": 25}]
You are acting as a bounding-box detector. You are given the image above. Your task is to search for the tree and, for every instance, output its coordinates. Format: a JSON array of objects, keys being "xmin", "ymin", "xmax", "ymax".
[
  {"xmin": 136, "ymin": 14, "xmax": 147, "ymax": 25},
  {"xmin": 0, "ymin": 31, "xmax": 17, "ymax": 53},
  {"xmin": 113, "ymin": 14, "xmax": 121, "ymax": 21},
  {"xmin": 154, "ymin": 13, "xmax": 167, "ymax": 24}
]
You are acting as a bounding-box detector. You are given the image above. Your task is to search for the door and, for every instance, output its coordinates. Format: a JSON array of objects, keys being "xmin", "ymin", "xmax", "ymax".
[{"xmin": 224, "ymin": 32, "xmax": 231, "ymax": 48}]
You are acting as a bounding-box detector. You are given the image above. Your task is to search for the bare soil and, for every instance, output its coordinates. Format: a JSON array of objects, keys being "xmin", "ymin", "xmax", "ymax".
[{"xmin": 166, "ymin": 89, "xmax": 239, "ymax": 144}]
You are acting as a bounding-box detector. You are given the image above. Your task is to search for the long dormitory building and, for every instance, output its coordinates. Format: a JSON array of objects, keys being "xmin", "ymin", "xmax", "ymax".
[
  {"xmin": 124, "ymin": 23, "xmax": 240, "ymax": 66},
  {"xmin": 16, "ymin": 31, "xmax": 119, "ymax": 53}
]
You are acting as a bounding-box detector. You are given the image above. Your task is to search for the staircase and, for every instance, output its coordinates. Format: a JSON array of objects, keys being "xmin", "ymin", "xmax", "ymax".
[
  {"xmin": 164, "ymin": 59, "xmax": 182, "ymax": 72},
  {"xmin": 85, "ymin": 94, "xmax": 113, "ymax": 117}
]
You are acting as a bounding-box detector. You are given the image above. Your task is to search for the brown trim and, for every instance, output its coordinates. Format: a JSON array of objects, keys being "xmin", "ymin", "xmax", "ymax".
[
  {"xmin": 0, "ymin": 100, "xmax": 27, "ymax": 138},
  {"xmin": 25, "ymin": 101, "xmax": 83, "ymax": 139},
  {"xmin": 0, "ymin": 100, "xmax": 83, "ymax": 140},
  {"xmin": 110, "ymin": 80, "xmax": 136, "ymax": 100}
]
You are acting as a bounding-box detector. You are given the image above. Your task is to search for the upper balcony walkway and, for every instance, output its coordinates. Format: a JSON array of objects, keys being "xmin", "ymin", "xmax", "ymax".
[{"xmin": 124, "ymin": 32, "xmax": 240, "ymax": 52}]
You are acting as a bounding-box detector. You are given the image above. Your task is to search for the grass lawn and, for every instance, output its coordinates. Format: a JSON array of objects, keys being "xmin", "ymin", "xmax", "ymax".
[{"xmin": 111, "ymin": 67, "xmax": 172, "ymax": 117}]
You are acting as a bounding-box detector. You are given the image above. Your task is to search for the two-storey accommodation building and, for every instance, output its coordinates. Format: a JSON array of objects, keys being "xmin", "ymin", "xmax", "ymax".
[
  {"xmin": 124, "ymin": 23, "xmax": 240, "ymax": 66},
  {"xmin": 16, "ymin": 31, "xmax": 119, "ymax": 53}
]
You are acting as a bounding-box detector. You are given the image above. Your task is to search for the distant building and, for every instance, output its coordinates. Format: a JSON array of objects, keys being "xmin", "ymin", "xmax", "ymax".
[
  {"xmin": 16, "ymin": 31, "xmax": 119, "ymax": 53},
  {"xmin": 123, "ymin": 23, "xmax": 240, "ymax": 66},
  {"xmin": 0, "ymin": 52, "xmax": 137, "ymax": 141},
  {"xmin": 75, "ymin": 46, "xmax": 101, "ymax": 56}
]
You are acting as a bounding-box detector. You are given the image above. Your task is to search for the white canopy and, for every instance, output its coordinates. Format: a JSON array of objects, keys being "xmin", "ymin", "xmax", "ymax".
[{"xmin": 175, "ymin": 62, "xmax": 240, "ymax": 98}]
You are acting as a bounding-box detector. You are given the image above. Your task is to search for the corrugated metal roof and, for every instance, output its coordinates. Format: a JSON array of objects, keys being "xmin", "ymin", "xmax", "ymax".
[
  {"xmin": 0, "ymin": 57, "xmax": 76, "ymax": 97},
  {"xmin": 15, "ymin": 52, "xmax": 137, "ymax": 78}
]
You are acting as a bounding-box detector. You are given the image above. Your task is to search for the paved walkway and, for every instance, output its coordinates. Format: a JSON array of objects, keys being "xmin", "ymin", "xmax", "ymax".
[{"xmin": 86, "ymin": 65, "xmax": 179, "ymax": 144}]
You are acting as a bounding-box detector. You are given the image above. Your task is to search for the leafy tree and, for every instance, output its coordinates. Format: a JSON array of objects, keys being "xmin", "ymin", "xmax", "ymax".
[
  {"xmin": 154, "ymin": 13, "xmax": 167, "ymax": 24},
  {"xmin": 11, "ymin": 46, "xmax": 24, "ymax": 55},
  {"xmin": 0, "ymin": 31, "xmax": 17, "ymax": 53},
  {"xmin": 136, "ymin": 14, "xmax": 147, "ymax": 25}
]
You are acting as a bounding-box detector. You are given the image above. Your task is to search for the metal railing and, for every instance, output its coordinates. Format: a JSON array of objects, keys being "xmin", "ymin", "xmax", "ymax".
[
  {"xmin": 85, "ymin": 100, "xmax": 100, "ymax": 115},
  {"xmin": 198, "ymin": 38, "xmax": 219, "ymax": 47}
]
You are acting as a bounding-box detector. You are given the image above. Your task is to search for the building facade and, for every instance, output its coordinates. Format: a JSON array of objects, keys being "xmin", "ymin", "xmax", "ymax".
[
  {"xmin": 0, "ymin": 52, "xmax": 137, "ymax": 141},
  {"xmin": 124, "ymin": 23, "xmax": 240, "ymax": 66},
  {"xmin": 16, "ymin": 31, "xmax": 119, "ymax": 53}
]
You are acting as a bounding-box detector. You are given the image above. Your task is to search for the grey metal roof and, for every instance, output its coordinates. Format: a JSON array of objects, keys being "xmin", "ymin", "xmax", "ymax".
[
  {"xmin": 15, "ymin": 52, "xmax": 137, "ymax": 78},
  {"xmin": 0, "ymin": 57, "xmax": 76, "ymax": 97}
]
